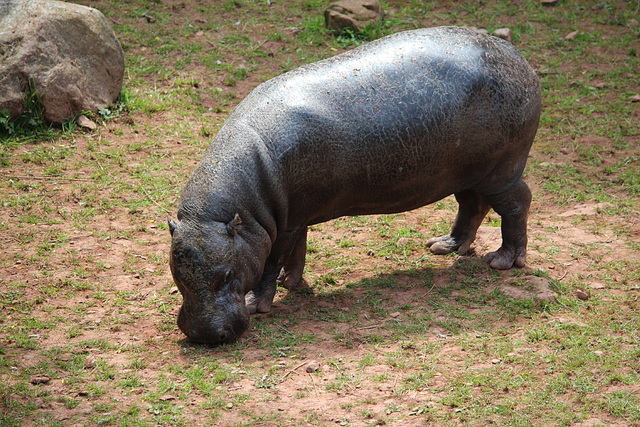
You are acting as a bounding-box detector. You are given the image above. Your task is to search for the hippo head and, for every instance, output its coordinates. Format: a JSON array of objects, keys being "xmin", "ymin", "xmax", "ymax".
[{"xmin": 168, "ymin": 214, "xmax": 250, "ymax": 345}]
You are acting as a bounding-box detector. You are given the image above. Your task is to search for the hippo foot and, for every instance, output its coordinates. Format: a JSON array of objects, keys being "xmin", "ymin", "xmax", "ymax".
[
  {"xmin": 277, "ymin": 269, "xmax": 304, "ymax": 290},
  {"xmin": 426, "ymin": 234, "xmax": 470, "ymax": 255},
  {"xmin": 484, "ymin": 247, "xmax": 526, "ymax": 270},
  {"xmin": 245, "ymin": 291, "xmax": 273, "ymax": 314}
]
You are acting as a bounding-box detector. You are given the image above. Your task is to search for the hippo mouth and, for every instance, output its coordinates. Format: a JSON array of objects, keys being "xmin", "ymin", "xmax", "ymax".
[{"xmin": 177, "ymin": 303, "xmax": 249, "ymax": 345}]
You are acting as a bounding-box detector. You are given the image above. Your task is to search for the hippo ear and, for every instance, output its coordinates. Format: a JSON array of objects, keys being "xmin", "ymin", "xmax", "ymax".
[
  {"xmin": 226, "ymin": 213, "xmax": 242, "ymax": 236},
  {"xmin": 168, "ymin": 217, "xmax": 177, "ymax": 236}
]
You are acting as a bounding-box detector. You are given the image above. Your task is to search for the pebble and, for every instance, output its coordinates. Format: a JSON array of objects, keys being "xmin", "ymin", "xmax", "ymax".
[
  {"xmin": 159, "ymin": 395, "xmax": 176, "ymax": 401},
  {"xmin": 390, "ymin": 312, "xmax": 401, "ymax": 318},
  {"xmin": 30, "ymin": 375, "xmax": 51, "ymax": 385},
  {"xmin": 576, "ymin": 290, "xmax": 589, "ymax": 301},
  {"xmin": 226, "ymin": 402, "xmax": 233, "ymax": 409},
  {"xmin": 306, "ymin": 360, "xmax": 320, "ymax": 373},
  {"xmin": 564, "ymin": 31, "xmax": 579, "ymax": 40},
  {"xmin": 77, "ymin": 115, "xmax": 97, "ymax": 130},
  {"xmin": 492, "ymin": 28, "xmax": 512, "ymax": 42}
]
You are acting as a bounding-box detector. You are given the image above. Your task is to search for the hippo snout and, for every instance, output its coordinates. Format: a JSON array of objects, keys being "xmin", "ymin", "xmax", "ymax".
[{"xmin": 177, "ymin": 303, "xmax": 249, "ymax": 345}]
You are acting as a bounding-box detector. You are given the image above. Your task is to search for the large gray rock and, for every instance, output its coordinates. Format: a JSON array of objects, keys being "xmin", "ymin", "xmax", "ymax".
[
  {"xmin": 324, "ymin": 0, "xmax": 383, "ymax": 34},
  {"xmin": 0, "ymin": 0, "xmax": 124, "ymax": 124}
]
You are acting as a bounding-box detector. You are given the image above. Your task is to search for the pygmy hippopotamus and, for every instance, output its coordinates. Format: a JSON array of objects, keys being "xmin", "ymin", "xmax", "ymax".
[{"xmin": 168, "ymin": 26, "xmax": 542, "ymax": 345}]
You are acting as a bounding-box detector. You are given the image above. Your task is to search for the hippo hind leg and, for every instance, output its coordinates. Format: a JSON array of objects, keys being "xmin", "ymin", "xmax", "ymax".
[
  {"xmin": 426, "ymin": 189, "xmax": 490, "ymax": 256},
  {"xmin": 483, "ymin": 178, "xmax": 531, "ymax": 270},
  {"xmin": 277, "ymin": 227, "xmax": 308, "ymax": 290}
]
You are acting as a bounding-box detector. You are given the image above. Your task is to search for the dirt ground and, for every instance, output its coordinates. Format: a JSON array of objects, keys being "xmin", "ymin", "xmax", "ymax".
[{"xmin": 1, "ymin": 0, "xmax": 640, "ymax": 426}]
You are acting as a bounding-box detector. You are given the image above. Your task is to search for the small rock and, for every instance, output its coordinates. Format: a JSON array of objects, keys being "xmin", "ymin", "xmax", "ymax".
[
  {"xmin": 225, "ymin": 402, "xmax": 233, "ymax": 409},
  {"xmin": 595, "ymin": 82, "xmax": 605, "ymax": 89},
  {"xmin": 560, "ymin": 147, "xmax": 571, "ymax": 155},
  {"xmin": 306, "ymin": 360, "xmax": 320, "ymax": 373},
  {"xmin": 159, "ymin": 395, "xmax": 176, "ymax": 401},
  {"xmin": 576, "ymin": 290, "xmax": 589, "ymax": 301},
  {"xmin": 564, "ymin": 31, "xmax": 579, "ymax": 40},
  {"xmin": 141, "ymin": 13, "xmax": 156, "ymax": 23},
  {"xmin": 491, "ymin": 358, "xmax": 501, "ymax": 364},
  {"xmin": 541, "ymin": 0, "xmax": 562, "ymax": 5},
  {"xmin": 492, "ymin": 28, "xmax": 512, "ymax": 42},
  {"xmin": 83, "ymin": 359, "xmax": 96, "ymax": 369},
  {"xmin": 631, "ymin": 95, "xmax": 640, "ymax": 103},
  {"xmin": 77, "ymin": 114, "xmax": 97, "ymax": 130},
  {"xmin": 324, "ymin": 0, "xmax": 383, "ymax": 34},
  {"xmin": 30, "ymin": 375, "xmax": 51, "ymax": 385},
  {"xmin": 389, "ymin": 312, "xmax": 401, "ymax": 318},
  {"xmin": 594, "ymin": 351, "xmax": 604, "ymax": 356}
]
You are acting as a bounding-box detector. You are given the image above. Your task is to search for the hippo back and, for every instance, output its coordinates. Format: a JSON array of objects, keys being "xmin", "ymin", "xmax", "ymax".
[{"xmin": 190, "ymin": 27, "xmax": 541, "ymax": 229}]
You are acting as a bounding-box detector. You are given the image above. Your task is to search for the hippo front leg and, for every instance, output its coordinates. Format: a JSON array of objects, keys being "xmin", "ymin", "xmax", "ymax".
[
  {"xmin": 484, "ymin": 178, "xmax": 531, "ymax": 269},
  {"xmin": 426, "ymin": 189, "xmax": 490, "ymax": 255},
  {"xmin": 245, "ymin": 280, "xmax": 277, "ymax": 314},
  {"xmin": 245, "ymin": 229, "xmax": 305, "ymax": 314}
]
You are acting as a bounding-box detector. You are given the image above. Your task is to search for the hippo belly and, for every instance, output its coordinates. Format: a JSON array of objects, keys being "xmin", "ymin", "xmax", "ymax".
[{"xmin": 169, "ymin": 26, "xmax": 542, "ymax": 345}]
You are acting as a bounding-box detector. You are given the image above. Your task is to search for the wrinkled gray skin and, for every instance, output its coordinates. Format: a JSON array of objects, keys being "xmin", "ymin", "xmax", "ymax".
[{"xmin": 168, "ymin": 27, "xmax": 541, "ymax": 345}]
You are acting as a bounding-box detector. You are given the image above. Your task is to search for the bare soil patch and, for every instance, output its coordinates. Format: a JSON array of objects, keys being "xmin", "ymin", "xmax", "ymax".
[{"xmin": 1, "ymin": 0, "xmax": 639, "ymax": 426}]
